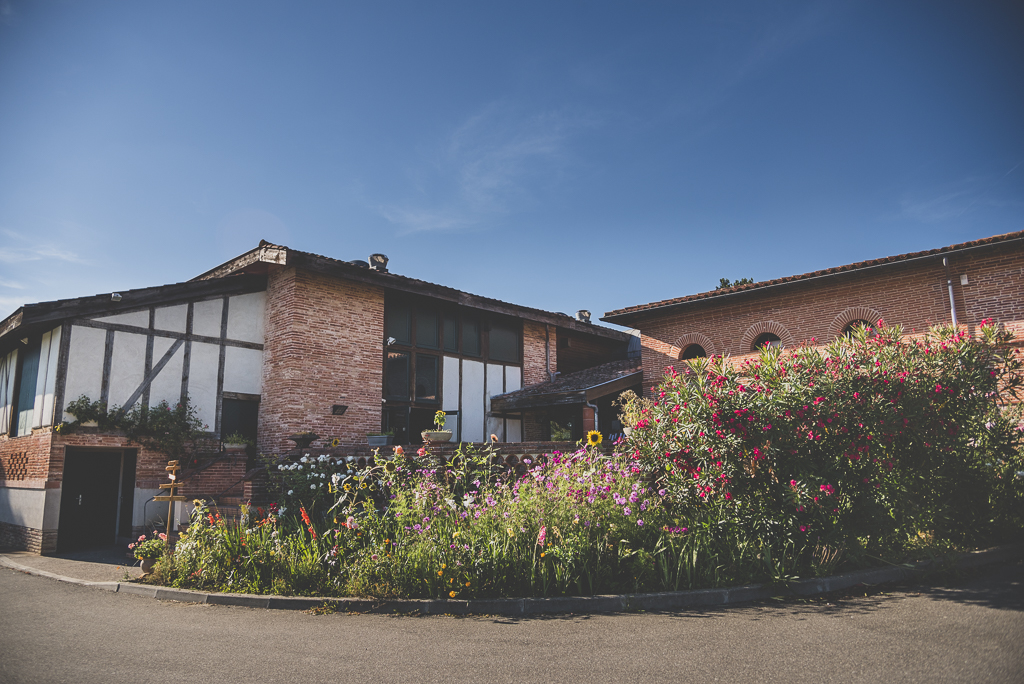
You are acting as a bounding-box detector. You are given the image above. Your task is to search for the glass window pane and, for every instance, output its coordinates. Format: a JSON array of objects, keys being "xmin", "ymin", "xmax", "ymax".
[
  {"xmin": 415, "ymin": 354, "xmax": 438, "ymax": 402},
  {"xmin": 462, "ymin": 317, "xmax": 481, "ymax": 356},
  {"xmin": 443, "ymin": 314, "xmax": 458, "ymax": 352},
  {"xmin": 489, "ymin": 323, "xmax": 519, "ymax": 363},
  {"xmin": 385, "ymin": 351, "xmax": 409, "ymax": 400},
  {"xmin": 386, "ymin": 302, "xmax": 411, "ymax": 345},
  {"xmin": 415, "ymin": 309, "xmax": 439, "ymax": 349},
  {"xmin": 16, "ymin": 339, "xmax": 40, "ymax": 437}
]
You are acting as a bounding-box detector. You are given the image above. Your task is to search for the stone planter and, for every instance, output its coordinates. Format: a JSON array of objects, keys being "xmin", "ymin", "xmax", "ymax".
[
  {"xmin": 367, "ymin": 435, "xmax": 394, "ymax": 447},
  {"xmin": 622, "ymin": 427, "xmax": 633, "ymax": 437},
  {"xmin": 421, "ymin": 430, "xmax": 453, "ymax": 444},
  {"xmin": 288, "ymin": 433, "xmax": 319, "ymax": 450},
  {"xmin": 139, "ymin": 557, "xmax": 156, "ymax": 575}
]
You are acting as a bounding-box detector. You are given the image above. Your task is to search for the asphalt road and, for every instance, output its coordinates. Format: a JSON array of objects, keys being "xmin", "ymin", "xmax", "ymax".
[{"xmin": 1, "ymin": 562, "xmax": 1022, "ymax": 684}]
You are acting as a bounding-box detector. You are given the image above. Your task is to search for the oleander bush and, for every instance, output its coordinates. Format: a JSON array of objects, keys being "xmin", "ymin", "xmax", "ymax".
[{"xmin": 155, "ymin": 321, "xmax": 1024, "ymax": 598}]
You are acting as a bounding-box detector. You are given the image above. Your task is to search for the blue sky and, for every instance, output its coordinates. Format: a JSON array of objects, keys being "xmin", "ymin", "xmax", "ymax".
[{"xmin": 0, "ymin": 1, "xmax": 1021, "ymax": 326}]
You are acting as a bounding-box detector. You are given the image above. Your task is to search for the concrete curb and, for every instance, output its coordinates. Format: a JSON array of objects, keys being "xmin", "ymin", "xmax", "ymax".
[{"xmin": 3, "ymin": 541, "xmax": 1022, "ymax": 616}]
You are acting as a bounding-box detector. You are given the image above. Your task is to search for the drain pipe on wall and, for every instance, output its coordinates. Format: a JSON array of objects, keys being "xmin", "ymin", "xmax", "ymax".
[
  {"xmin": 943, "ymin": 257, "xmax": 958, "ymax": 326},
  {"xmin": 545, "ymin": 324, "xmax": 554, "ymax": 382},
  {"xmin": 586, "ymin": 400, "xmax": 599, "ymax": 436}
]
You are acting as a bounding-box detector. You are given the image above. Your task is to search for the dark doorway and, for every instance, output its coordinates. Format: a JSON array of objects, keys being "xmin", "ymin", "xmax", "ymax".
[{"xmin": 57, "ymin": 450, "xmax": 130, "ymax": 552}]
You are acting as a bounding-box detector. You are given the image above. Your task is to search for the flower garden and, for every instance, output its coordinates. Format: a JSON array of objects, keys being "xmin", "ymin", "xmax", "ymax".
[{"xmin": 147, "ymin": 321, "xmax": 1024, "ymax": 599}]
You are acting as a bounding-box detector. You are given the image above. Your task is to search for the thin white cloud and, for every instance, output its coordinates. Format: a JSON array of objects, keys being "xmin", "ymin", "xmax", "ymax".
[
  {"xmin": 0, "ymin": 278, "xmax": 24, "ymax": 289},
  {"xmin": 0, "ymin": 246, "xmax": 84, "ymax": 264},
  {"xmin": 900, "ymin": 164, "xmax": 1024, "ymax": 223},
  {"xmin": 379, "ymin": 103, "xmax": 599, "ymax": 233}
]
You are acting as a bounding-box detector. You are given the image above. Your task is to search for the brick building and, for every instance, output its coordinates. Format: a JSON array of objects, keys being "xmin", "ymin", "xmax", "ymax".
[
  {"xmin": 0, "ymin": 242, "xmax": 628, "ymax": 553},
  {"xmin": 602, "ymin": 231, "xmax": 1024, "ymax": 395}
]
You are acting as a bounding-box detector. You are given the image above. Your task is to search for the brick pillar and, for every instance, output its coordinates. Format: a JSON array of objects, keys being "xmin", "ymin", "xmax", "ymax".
[{"xmin": 582, "ymin": 406, "xmax": 596, "ymax": 433}]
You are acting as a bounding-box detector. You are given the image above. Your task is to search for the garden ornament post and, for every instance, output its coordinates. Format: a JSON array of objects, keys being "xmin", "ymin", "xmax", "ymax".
[{"xmin": 154, "ymin": 460, "xmax": 186, "ymax": 540}]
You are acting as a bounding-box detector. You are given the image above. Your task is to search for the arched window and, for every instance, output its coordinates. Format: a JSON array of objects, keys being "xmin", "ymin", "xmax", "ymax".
[
  {"xmin": 752, "ymin": 332, "xmax": 782, "ymax": 351},
  {"xmin": 680, "ymin": 344, "xmax": 706, "ymax": 360},
  {"xmin": 842, "ymin": 319, "xmax": 875, "ymax": 338}
]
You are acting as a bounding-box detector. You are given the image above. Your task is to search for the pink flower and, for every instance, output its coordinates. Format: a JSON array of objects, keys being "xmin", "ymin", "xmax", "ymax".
[
  {"xmin": 137, "ymin": 535, "xmax": 146, "ymax": 542},
  {"xmin": 158, "ymin": 533, "xmax": 167, "ymax": 541},
  {"xmin": 537, "ymin": 526, "xmax": 546, "ymax": 546}
]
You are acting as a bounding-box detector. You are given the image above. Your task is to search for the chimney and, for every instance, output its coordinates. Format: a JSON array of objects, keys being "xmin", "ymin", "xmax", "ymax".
[
  {"xmin": 369, "ymin": 254, "xmax": 389, "ymax": 272},
  {"xmin": 575, "ymin": 310, "xmax": 591, "ymax": 324}
]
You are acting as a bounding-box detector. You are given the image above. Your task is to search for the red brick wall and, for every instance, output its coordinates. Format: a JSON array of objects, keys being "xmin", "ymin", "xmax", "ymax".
[
  {"xmin": 634, "ymin": 245, "xmax": 1024, "ymax": 394},
  {"xmin": 0, "ymin": 521, "xmax": 55, "ymax": 554},
  {"xmin": 258, "ymin": 267, "xmax": 385, "ymax": 455},
  {"xmin": 0, "ymin": 430, "xmax": 53, "ymax": 489},
  {"xmin": 52, "ymin": 431, "xmax": 175, "ymax": 490},
  {"xmin": 522, "ymin": 321, "xmax": 554, "ymax": 386}
]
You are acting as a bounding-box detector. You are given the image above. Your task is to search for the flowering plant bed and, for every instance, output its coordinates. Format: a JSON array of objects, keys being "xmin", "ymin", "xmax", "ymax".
[{"xmin": 148, "ymin": 322, "xmax": 1024, "ymax": 599}]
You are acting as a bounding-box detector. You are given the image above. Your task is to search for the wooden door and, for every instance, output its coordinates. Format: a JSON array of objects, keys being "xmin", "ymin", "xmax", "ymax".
[{"xmin": 57, "ymin": 450, "xmax": 123, "ymax": 552}]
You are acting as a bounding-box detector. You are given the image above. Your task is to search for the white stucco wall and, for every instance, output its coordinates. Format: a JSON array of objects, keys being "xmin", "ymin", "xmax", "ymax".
[
  {"xmin": 63, "ymin": 325, "xmax": 106, "ymax": 418},
  {"xmin": 148, "ymin": 337, "xmax": 184, "ymax": 407},
  {"xmin": 107, "ymin": 331, "xmax": 147, "ymax": 408},
  {"xmin": 0, "ymin": 486, "xmax": 61, "ymax": 530},
  {"xmin": 187, "ymin": 342, "xmax": 220, "ymax": 429},
  {"xmin": 192, "ymin": 299, "xmax": 223, "ymax": 338},
  {"xmin": 92, "ymin": 310, "xmax": 149, "ymax": 328},
  {"xmin": 226, "ymin": 292, "xmax": 266, "ymax": 344},
  {"xmin": 154, "ymin": 304, "xmax": 188, "ymax": 333},
  {"xmin": 223, "ymin": 346, "xmax": 263, "ymax": 395}
]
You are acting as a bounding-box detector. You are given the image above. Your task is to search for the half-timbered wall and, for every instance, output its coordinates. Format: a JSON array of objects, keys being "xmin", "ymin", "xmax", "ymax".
[{"xmin": 61, "ymin": 292, "xmax": 266, "ymax": 435}]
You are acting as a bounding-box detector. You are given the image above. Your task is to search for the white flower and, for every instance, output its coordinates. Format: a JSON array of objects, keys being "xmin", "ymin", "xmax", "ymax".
[
  {"xmin": 1016, "ymin": 471, "xmax": 1024, "ymax": 480},
  {"xmin": 287, "ymin": 490, "xmax": 294, "ymax": 495},
  {"xmin": 318, "ymin": 455, "xmax": 328, "ymax": 462},
  {"xmin": 277, "ymin": 508, "xmax": 286, "ymax": 515},
  {"xmin": 277, "ymin": 464, "xmax": 283, "ymax": 470},
  {"xmin": 310, "ymin": 484, "xmax": 316, "ymax": 490},
  {"xmin": 300, "ymin": 456, "xmax": 308, "ymax": 463},
  {"xmin": 320, "ymin": 473, "xmax": 326, "ymax": 479}
]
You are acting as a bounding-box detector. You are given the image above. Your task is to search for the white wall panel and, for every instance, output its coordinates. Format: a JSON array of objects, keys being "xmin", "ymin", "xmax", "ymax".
[
  {"xmin": 107, "ymin": 332, "xmax": 147, "ymax": 408},
  {"xmin": 0, "ymin": 487, "xmax": 47, "ymax": 528},
  {"xmin": 223, "ymin": 346, "xmax": 263, "ymax": 395},
  {"xmin": 154, "ymin": 304, "xmax": 187, "ymax": 333},
  {"xmin": 32, "ymin": 327, "xmax": 61, "ymax": 427},
  {"xmin": 505, "ymin": 366, "xmax": 522, "ymax": 393},
  {"xmin": 226, "ymin": 292, "xmax": 266, "ymax": 343},
  {"xmin": 187, "ymin": 342, "xmax": 220, "ymax": 430},
  {"xmin": 63, "ymin": 326, "xmax": 106, "ymax": 419},
  {"xmin": 442, "ymin": 356, "xmax": 460, "ymax": 411},
  {"xmin": 91, "ymin": 310, "xmax": 149, "ymax": 328},
  {"xmin": 192, "ymin": 299, "xmax": 223, "ymax": 338},
  {"xmin": 506, "ymin": 417, "xmax": 522, "ymax": 442},
  {"xmin": 485, "ymin": 363, "xmax": 505, "ymax": 442},
  {"xmin": 148, "ymin": 337, "xmax": 184, "ymax": 407},
  {"xmin": 461, "ymin": 360, "xmax": 484, "ymax": 443}
]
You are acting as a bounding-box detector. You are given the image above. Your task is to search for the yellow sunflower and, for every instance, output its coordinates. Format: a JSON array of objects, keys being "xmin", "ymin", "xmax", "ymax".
[{"xmin": 586, "ymin": 430, "xmax": 603, "ymax": 447}]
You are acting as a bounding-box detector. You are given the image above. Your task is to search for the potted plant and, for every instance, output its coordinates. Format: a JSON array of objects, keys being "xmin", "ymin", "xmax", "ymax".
[
  {"xmin": 367, "ymin": 431, "xmax": 394, "ymax": 447},
  {"xmin": 129, "ymin": 532, "xmax": 166, "ymax": 575},
  {"xmin": 222, "ymin": 432, "xmax": 252, "ymax": 450},
  {"xmin": 421, "ymin": 410, "xmax": 453, "ymax": 444},
  {"xmin": 288, "ymin": 431, "xmax": 319, "ymax": 449},
  {"xmin": 613, "ymin": 390, "xmax": 653, "ymax": 437}
]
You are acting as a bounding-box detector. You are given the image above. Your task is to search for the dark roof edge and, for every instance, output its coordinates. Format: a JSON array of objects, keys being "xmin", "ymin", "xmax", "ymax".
[
  {"xmin": 602, "ymin": 232, "xmax": 1024, "ymax": 324},
  {"xmin": 196, "ymin": 242, "xmax": 629, "ymax": 341},
  {"xmin": 0, "ymin": 274, "xmax": 268, "ymax": 347}
]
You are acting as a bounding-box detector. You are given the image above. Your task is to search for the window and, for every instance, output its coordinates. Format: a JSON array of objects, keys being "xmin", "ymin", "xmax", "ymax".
[
  {"xmin": 462, "ymin": 317, "xmax": 481, "ymax": 357},
  {"xmin": 14, "ymin": 339, "xmax": 41, "ymax": 436},
  {"xmin": 752, "ymin": 333, "xmax": 782, "ymax": 351},
  {"xmin": 221, "ymin": 398, "xmax": 259, "ymax": 444},
  {"xmin": 489, "ymin": 323, "xmax": 519, "ymax": 363},
  {"xmin": 680, "ymin": 344, "xmax": 706, "ymax": 360},
  {"xmin": 414, "ymin": 354, "xmax": 438, "ymax": 402},
  {"xmin": 385, "ymin": 351, "xmax": 410, "ymax": 400},
  {"xmin": 443, "ymin": 313, "xmax": 458, "ymax": 352},
  {"xmin": 386, "ymin": 303, "xmax": 411, "ymax": 345},
  {"xmin": 415, "ymin": 309, "xmax": 438, "ymax": 349},
  {"xmin": 842, "ymin": 319, "xmax": 875, "ymax": 338}
]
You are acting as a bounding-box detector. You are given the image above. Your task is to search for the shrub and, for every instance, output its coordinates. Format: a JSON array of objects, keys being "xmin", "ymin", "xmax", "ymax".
[{"xmin": 628, "ymin": 321, "xmax": 1024, "ymax": 565}]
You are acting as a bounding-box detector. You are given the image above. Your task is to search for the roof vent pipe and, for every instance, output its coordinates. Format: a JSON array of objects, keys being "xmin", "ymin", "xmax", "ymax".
[
  {"xmin": 942, "ymin": 257, "xmax": 958, "ymax": 326},
  {"xmin": 369, "ymin": 254, "xmax": 389, "ymax": 272},
  {"xmin": 576, "ymin": 310, "xmax": 591, "ymax": 324}
]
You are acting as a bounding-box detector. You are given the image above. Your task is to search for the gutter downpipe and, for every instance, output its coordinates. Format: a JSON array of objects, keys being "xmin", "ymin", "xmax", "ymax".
[
  {"xmin": 942, "ymin": 257, "xmax": 958, "ymax": 326},
  {"xmin": 586, "ymin": 400, "xmax": 599, "ymax": 436}
]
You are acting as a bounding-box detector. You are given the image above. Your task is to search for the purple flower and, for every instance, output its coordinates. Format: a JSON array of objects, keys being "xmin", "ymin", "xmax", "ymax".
[
  {"xmin": 637, "ymin": 519, "xmax": 644, "ymax": 526},
  {"xmin": 623, "ymin": 507, "xmax": 632, "ymax": 516}
]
